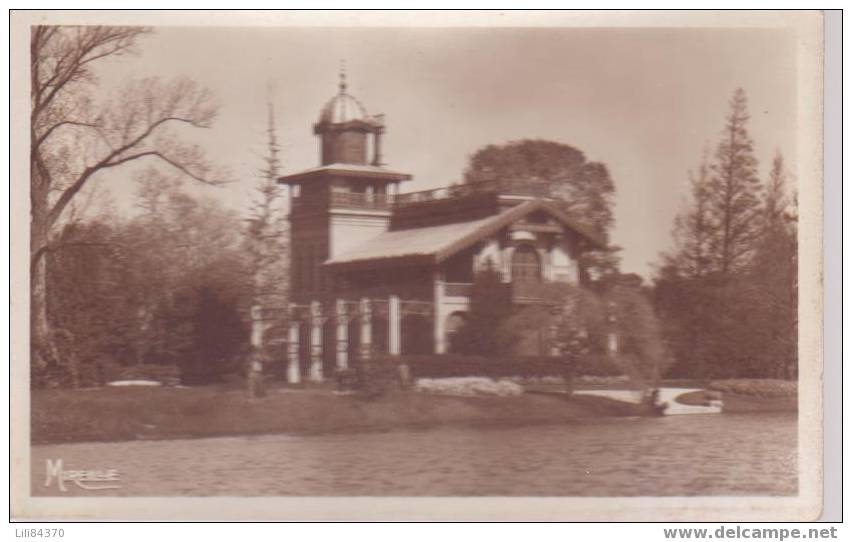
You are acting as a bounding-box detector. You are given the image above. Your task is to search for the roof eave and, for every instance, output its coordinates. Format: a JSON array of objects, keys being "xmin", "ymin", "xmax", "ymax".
[
  {"xmin": 277, "ymin": 168, "xmax": 412, "ymax": 185},
  {"xmin": 323, "ymin": 254, "xmax": 435, "ymax": 272},
  {"xmin": 433, "ymin": 200, "xmax": 607, "ymax": 263}
]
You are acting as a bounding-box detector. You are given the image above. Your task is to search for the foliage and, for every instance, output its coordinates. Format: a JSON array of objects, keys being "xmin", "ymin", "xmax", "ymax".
[
  {"xmin": 707, "ymin": 379, "xmax": 797, "ymax": 398},
  {"xmin": 39, "ymin": 179, "xmax": 251, "ymax": 388},
  {"xmin": 374, "ymin": 355, "xmax": 570, "ymax": 379},
  {"xmin": 463, "ymin": 139, "xmax": 618, "ymax": 276},
  {"xmin": 496, "ymin": 281, "xmax": 602, "ymax": 358},
  {"xmin": 654, "ymin": 90, "xmax": 797, "ymax": 379},
  {"xmin": 743, "ymin": 152, "xmax": 798, "ymax": 378},
  {"xmin": 176, "ymin": 286, "xmax": 248, "ymax": 385},
  {"xmin": 603, "ymin": 281, "xmax": 673, "ymax": 387},
  {"xmin": 245, "ymin": 102, "xmax": 289, "ymax": 311},
  {"xmin": 242, "ymin": 102, "xmax": 290, "ymax": 390},
  {"xmin": 491, "ymin": 279, "xmax": 669, "ymax": 387},
  {"xmin": 40, "ymin": 221, "xmax": 135, "ymax": 388},
  {"xmin": 706, "ymin": 88, "xmax": 764, "ymax": 276},
  {"xmin": 450, "ymin": 261, "xmax": 512, "ymax": 355},
  {"xmin": 663, "ymin": 150, "xmax": 714, "ymax": 278},
  {"xmin": 30, "ymin": 26, "xmax": 228, "ymax": 386}
]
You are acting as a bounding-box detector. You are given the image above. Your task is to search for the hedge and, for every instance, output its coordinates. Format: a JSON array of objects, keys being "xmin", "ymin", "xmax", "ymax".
[
  {"xmin": 708, "ymin": 379, "xmax": 797, "ymax": 398},
  {"xmin": 371, "ymin": 354, "xmax": 572, "ymax": 379}
]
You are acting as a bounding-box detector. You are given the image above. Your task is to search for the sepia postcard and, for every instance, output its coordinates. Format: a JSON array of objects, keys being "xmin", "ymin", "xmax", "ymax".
[{"xmin": 10, "ymin": 10, "xmax": 826, "ymax": 521}]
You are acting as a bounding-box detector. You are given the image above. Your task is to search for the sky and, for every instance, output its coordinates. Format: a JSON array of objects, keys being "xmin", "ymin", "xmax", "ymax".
[{"xmin": 90, "ymin": 25, "xmax": 797, "ymax": 279}]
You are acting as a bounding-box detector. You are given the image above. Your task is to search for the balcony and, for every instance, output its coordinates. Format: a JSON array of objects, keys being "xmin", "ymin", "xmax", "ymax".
[
  {"xmin": 394, "ymin": 179, "xmax": 552, "ymax": 208},
  {"xmin": 297, "ymin": 179, "xmax": 552, "ymax": 213},
  {"xmin": 329, "ymin": 191, "xmax": 393, "ymax": 211},
  {"xmin": 439, "ymin": 281, "xmax": 559, "ymax": 306},
  {"xmin": 443, "ymin": 282, "xmax": 473, "ymax": 297}
]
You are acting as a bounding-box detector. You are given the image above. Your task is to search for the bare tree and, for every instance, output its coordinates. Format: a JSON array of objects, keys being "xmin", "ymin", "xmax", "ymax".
[{"xmin": 31, "ymin": 26, "xmax": 227, "ymax": 383}]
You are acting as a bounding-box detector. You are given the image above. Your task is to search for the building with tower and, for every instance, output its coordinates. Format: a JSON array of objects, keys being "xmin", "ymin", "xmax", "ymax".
[{"xmin": 276, "ymin": 72, "xmax": 607, "ymax": 383}]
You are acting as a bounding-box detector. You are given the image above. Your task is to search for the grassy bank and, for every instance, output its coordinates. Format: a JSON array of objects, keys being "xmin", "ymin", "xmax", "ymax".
[
  {"xmin": 32, "ymin": 383, "xmax": 651, "ymax": 445},
  {"xmin": 525, "ymin": 377, "xmax": 798, "ymax": 414}
]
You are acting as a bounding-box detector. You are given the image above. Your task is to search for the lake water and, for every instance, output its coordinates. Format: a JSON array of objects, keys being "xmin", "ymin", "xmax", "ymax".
[{"xmin": 32, "ymin": 413, "xmax": 797, "ymax": 496}]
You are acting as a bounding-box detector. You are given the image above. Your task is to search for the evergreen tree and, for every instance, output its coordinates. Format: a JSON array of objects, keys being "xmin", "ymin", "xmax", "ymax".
[
  {"xmin": 653, "ymin": 89, "xmax": 793, "ymax": 379},
  {"xmin": 707, "ymin": 88, "xmax": 762, "ymax": 277},
  {"xmin": 243, "ymin": 101, "xmax": 290, "ymax": 383},
  {"xmin": 748, "ymin": 152, "xmax": 798, "ymax": 378},
  {"xmin": 665, "ymin": 150, "xmax": 713, "ymax": 279},
  {"xmin": 246, "ymin": 102, "xmax": 289, "ymax": 310}
]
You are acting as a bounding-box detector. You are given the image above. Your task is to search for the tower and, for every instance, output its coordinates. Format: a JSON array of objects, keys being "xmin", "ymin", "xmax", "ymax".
[
  {"xmin": 279, "ymin": 70, "xmax": 412, "ymax": 301},
  {"xmin": 314, "ymin": 69, "xmax": 385, "ymax": 166}
]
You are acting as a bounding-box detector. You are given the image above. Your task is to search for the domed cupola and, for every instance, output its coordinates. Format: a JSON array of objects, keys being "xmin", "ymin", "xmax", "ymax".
[
  {"xmin": 313, "ymin": 69, "xmax": 385, "ymax": 166},
  {"xmin": 318, "ymin": 81, "xmax": 368, "ymax": 124}
]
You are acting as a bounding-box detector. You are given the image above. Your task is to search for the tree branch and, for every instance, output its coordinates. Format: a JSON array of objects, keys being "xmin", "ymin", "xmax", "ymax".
[{"xmin": 34, "ymin": 119, "xmax": 101, "ymax": 150}]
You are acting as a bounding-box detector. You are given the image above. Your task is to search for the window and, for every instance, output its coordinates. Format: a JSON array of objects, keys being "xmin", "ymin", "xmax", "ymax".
[{"xmin": 511, "ymin": 244, "xmax": 541, "ymax": 284}]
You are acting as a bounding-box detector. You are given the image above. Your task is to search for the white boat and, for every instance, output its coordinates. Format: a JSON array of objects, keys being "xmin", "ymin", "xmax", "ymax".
[{"xmin": 658, "ymin": 388, "xmax": 723, "ymax": 415}]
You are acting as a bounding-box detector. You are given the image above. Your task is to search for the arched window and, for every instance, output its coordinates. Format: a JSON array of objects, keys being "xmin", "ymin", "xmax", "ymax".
[{"xmin": 511, "ymin": 244, "xmax": 541, "ymax": 284}]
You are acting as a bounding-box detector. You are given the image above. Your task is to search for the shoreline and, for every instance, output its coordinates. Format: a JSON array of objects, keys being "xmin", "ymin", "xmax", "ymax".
[{"xmin": 31, "ymin": 384, "xmax": 797, "ymax": 446}]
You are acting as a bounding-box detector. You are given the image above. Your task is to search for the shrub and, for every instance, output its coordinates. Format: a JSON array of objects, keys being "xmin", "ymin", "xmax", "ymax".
[
  {"xmin": 708, "ymin": 379, "xmax": 797, "ymax": 398},
  {"xmin": 373, "ymin": 354, "xmax": 572, "ymax": 379},
  {"xmin": 177, "ymin": 286, "xmax": 248, "ymax": 385},
  {"xmin": 450, "ymin": 262, "xmax": 512, "ymax": 355},
  {"xmin": 574, "ymin": 352, "xmax": 624, "ymax": 376},
  {"xmin": 335, "ymin": 360, "xmax": 402, "ymax": 399}
]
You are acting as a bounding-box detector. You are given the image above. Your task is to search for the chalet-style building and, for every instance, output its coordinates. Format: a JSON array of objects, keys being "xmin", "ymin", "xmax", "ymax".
[{"xmin": 276, "ymin": 73, "xmax": 606, "ymax": 383}]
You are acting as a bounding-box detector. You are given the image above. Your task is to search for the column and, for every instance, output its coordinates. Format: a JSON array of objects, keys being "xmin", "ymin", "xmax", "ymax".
[
  {"xmin": 372, "ymin": 130, "xmax": 383, "ymax": 166},
  {"xmin": 287, "ymin": 320, "xmax": 300, "ymax": 384},
  {"xmin": 606, "ymin": 301, "xmax": 619, "ymax": 355},
  {"xmin": 335, "ymin": 299, "xmax": 348, "ymax": 370},
  {"xmin": 548, "ymin": 323, "xmax": 561, "ymax": 357},
  {"xmin": 607, "ymin": 333, "xmax": 619, "ymax": 355},
  {"xmin": 389, "ymin": 295, "xmax": 401, "ymax": 355},
  {"xmin": 309, "ymin": 301, "xmax": 323, "ymax": 381},
  {"xmin": 502, "ymin": 245, "xmax": 514, "ymax": 282},
  {"xmin": 250, "ymin": 305, "xmax": 263, "ymax": 350},
  {"xmin": 433, "ymin": 274, "xmax": 446, "ymax": 354},
  {"xmin": 359, "ymin": 297, "xmax": 372, "ymax": 360}
]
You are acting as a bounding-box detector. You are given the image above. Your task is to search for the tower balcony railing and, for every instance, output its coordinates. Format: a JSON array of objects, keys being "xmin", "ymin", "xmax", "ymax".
[
  {"xmin": 329, "ymin": 191, "xmax": 393, "ymax": 210},
  {"xmin": 315, "ymin": 179, "xmax": 553, "ymax": 211},
  {"xmin": 393, "ymin": 179, "xmax": 552, "ymax": 207}
]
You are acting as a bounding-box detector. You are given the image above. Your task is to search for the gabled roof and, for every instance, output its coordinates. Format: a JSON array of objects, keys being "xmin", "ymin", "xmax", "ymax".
[
  {"xmin": 278, "ymin": 163, "xmax": 412, "ymax": 185},
  {"xmin": 324, "ymin": 199, "xmax": 607, "ymax": 270}
]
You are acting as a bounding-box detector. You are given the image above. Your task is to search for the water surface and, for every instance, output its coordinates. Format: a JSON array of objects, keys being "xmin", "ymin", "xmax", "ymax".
[{"xmin": 32, "ymin": 413, "xmax": 797, "ymax": 496}]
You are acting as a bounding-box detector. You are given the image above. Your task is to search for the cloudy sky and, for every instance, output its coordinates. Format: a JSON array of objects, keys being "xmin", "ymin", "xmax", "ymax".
[{"xmin": 90, "ymin": 22, "xmax": 798, "ymax": 278}]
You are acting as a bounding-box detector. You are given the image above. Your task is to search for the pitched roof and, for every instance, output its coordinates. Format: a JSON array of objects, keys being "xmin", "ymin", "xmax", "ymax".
[{"xmin": 324, "ymin": 199, "xmax": 606, "ymax": 269}]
